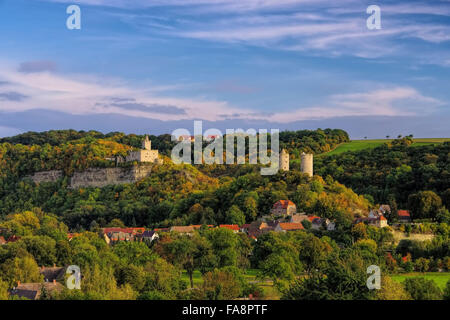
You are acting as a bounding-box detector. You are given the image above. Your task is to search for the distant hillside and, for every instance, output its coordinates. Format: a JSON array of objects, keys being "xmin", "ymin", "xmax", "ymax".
[
  {"xmin": 320, "ymin": 138, "xmax": 450, "ymax": 157},
  {"xmin": 0, "ymin": 129, "xmax": 369, "ymax": 231},
  {"xmin": 315, "ymin": 140, "xmax": 450, "ymax": 208}
]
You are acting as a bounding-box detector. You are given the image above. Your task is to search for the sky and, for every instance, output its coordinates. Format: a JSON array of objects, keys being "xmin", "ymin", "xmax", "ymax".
[{"xmin": 0, "ymin": 0, "xmax": 449, "ymax": 138}]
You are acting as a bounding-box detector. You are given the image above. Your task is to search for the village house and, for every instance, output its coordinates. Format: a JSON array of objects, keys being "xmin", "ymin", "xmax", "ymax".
[
  {"xmin": 287, "ymin": 213, "xmax": 308, "ymax": 224},
  {"xmin": 397, "ymin": 210, "xmax": 411, "ymax": 223},
  {"xmin": 102, "ymin": 227, "xmax": 145, "ymax": 244},
  {"xmin": 354, "ymin": 215, "xmax": 388, "ymax": 228},
  {"xmin": 273, "ymin": 222, "xmax": 304, "ymax": 232},
  {"xmin": 271, "ymin": 200, "xmax": 297, "ymax": 216},
  {"xmin": 136, "ymin": 230, "xmax": 159, "ymax": 243},
  {"xmin": 308, "ymin": 216, "xmax": 336, "ymax": 231},
  {"xmin": 9, "ymin": 280, "xmax": 64, "ymax": 300},
  {"xmin": 170, "ymin": 225, "xmax": 195, "ymax": 235},
  {"xmin": 243, "ymin": 221, "xmax": 272, "ymax": 239},
  {"xmin": 0, "ymin": 236, "xmax": 6, "ymax": 245},
  {"xmin": 40, "ymin": 265, "xmax": 66, "ymax": 283},
  {"xmin": 219, "ymin": 224, "xmax": 240, "ymax": 233}
]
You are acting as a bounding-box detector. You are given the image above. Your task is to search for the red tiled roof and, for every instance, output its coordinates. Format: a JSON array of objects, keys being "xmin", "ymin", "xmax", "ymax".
[
  {"xmin": 273, "ymin": 200, "xmax": 295, "ymax": 209},
  {"xmin": 102, "ymin": 227, "xmax": 145, "ymax": 234},
  {"xmin": 379, "ymin": 216, "xmax": 387, "ymax": 221},
  {"xmin": 307, "ymin": 215, "xmax": 321, "ymax": 222},
  {"xmin": 278, "ymin": 223, "xmax": 304, "ymax": 231},
  {"xmin": 191, "ymin": 225, "xmax": 214, "ymax": 229},
  {"xmin": 170, "ymin": 226, "xmax": 195, "ymax": 233},
  {"xmin": 398, "ymin": 210, "xmax": 410, "ymax": 217},
  {"xmin": 219, "ymin": 224, "xmax": 240, "ymax": 231},
  {"xmin": 0, "ymin": 236, "xmax": 6, "ymax": 245}
]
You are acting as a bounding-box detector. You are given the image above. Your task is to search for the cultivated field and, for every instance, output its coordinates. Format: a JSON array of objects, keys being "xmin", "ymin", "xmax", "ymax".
[
  {"xmin": 321, "ymin": 138, "xmax": 450, "ymax": 157},
  {"xmin": 391, "ymin": 272, "xmax": 450, "ymax": 290}
]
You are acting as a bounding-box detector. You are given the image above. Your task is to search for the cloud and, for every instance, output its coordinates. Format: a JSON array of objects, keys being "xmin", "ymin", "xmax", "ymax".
[
  {"xmin": 0, "ymin": 91, "xmax": 28, "ymax": 101},
  {"xmin": 265, "ymin": 87, "xmax": 443, "ymax": 123},
  {"xmin": 0, "ymin": 60, "xmax": 443, "ymax": 124},
  {"xmin": 0, "ymin": 60, "xmax": 248, "ymax": 121},
  {"xmin": 41, "ymin": 0, "xmax": 450, "ymax": 62},
  {"xmin": 110, "ymin": 102, "xmax": 187, "ymax": 115},
  {"xmin": 18, "ymin": 61, "xmax": 57, "ymax": 73}
]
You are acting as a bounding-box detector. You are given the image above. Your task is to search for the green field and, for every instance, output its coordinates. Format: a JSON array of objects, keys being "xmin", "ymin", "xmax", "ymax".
[
  {"xmin": 321, "ymin": 138, "xmax": 450, "ymax": 157},
  {"xmin": 391, "ymin": 272, "xmax": 450, "ymax": 290},
  {"xmin": 181, "ymin": 269, "xmax": 280, "ymax": 299}
]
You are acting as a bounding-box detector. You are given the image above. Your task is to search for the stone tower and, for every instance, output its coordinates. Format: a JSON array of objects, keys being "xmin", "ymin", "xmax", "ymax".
[
  {"xmin": 142, "ymin": 135, "xmax": 151, "ymax": 150},
  {"xmin": 280, "ymin": 149, "xmax": 289, "ymax": 171},
  {"xmin": 300, "ymin": 152, "xmax": 313, "ymax": 177}
]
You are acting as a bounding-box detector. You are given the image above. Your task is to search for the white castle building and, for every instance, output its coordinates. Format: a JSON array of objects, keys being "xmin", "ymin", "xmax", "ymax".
[{"xmin": 125, "ymin": 135, "xmax": 162, "ymax": 164}]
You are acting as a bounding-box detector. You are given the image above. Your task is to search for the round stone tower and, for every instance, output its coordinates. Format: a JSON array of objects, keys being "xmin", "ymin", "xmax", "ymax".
[
  {"xmin": 280, "ymin": 149, "xmax": 289, "ymax": 171},
  {"xmin": 300, "ymin": 152, "xmax": 313, "ymax": 177}
]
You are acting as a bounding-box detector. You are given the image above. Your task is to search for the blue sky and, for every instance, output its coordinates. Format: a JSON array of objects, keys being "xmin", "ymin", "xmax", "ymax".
[{"xmin": 0, "ymin": 0, "xmax": 449, "ymax": 138}]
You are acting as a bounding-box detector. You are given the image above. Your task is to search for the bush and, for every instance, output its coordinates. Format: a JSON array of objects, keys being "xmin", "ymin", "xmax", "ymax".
[{"xmin": 403, "ymin": 277, "xmax": 442, "ymax": 300}]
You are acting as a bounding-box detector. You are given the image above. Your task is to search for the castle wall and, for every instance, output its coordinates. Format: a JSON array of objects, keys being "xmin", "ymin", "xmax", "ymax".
[
  {"xmin": 27, "ymin": 170, "xmax": 63, "ymax": 184},
  {"xmin": 69, "ymin": 165, "xmax": 153, "ymax": 188},
  {"xmin": 27, "ymin": 166, "xmax": 154, "ymax": 188}
]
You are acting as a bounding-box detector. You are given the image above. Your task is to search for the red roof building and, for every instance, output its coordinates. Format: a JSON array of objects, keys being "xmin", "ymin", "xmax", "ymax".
[
  {"xmin": 219, "ymin": 224, "xmax": 240, "ymax": 232},
  {"xmin": 398, "ymin": 210, "xmax": 410, "ymax": 217},
  {"xmin": 398, "ymin": 210, "xmax": 411, "ymax": 222},
  {"xmin": 102, "ymin": 227, "xmax": 145, "ymax": 235},
  {"xmin": 276, "ymin": 222, "xmax": 304, "ymax": 231},
  {"xmin": 271, "ymin": 200, "xmax": 297, "ymax": 216}
]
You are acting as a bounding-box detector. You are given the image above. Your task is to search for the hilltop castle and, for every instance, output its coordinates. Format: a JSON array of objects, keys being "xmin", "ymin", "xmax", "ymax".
[{"xmin": 126, "ymin": 135, "xmax": 162, "ymax": 164}]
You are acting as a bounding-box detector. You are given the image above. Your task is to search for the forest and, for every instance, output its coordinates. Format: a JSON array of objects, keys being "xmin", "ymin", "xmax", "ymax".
[{"xmin": 0, "ymin": 129, "xmax": 449, "ymax": 300}]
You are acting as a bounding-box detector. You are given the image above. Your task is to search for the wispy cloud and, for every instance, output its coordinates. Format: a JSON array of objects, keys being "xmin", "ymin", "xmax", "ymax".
[
  {"xmin": 0, "ymin": 60, "xmax": 441, "ymax": 123},
  {"xmin": 18, "ymin": 60, "xmax": 57, "ymax": 73}
]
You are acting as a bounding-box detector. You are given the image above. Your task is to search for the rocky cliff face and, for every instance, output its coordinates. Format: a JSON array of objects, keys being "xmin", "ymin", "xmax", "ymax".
[
  {"xmin": 27, "ymin": 170, "xmax": 63, "ymax": 184},
  {"xmin": 27, "ymin": 165, "xmax": 153, "ymax": 188},
  {"xmin": 70, "ymin": 165, "xmax": 153, "ymax": 188}
]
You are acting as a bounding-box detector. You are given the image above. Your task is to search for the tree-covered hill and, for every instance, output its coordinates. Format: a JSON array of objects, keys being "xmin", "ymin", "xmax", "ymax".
[
  {"xmin": 315, "ymin": 140, "xmax": 450, "ymax": 215},
  {"xmin": 0, "ymin": 128, "xmax": 366, "ymax": 231}
]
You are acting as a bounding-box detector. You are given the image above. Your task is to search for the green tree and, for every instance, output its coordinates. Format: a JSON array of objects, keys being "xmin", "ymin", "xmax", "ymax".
[
  {"xmin": 403, "ymin": 277, "xmax": 442, "ymax": 300},
  {"xmin": 408, "ymin": 191, "xmax": 442, "ymax": 220},
  {"xmin": 0, "ymin": 280, "xmax": 9, "ymax": 300},
  {"xmin": 165, "ymin": 237, "xmax": 197, "ymax": 288},
  {"xmin": 225, "ymin": 205, "xmax": 245, "ymax": 226},
  {"xmin": 202, "ymin": 269, "xmax": 242, "ymax": 300},
  {"xmin": 444, "ymin": 280, "xmax": 450, "ymax": 300}
]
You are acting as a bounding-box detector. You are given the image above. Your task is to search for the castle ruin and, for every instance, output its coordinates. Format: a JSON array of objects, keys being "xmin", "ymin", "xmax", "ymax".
[
  {"xmin": 300, "ymin": 152, "xmax": 313, "ymax": 177},
  {"xmin": 279, "ymin": 149, "xmax": 289, "ymax": 171},
  {"xmin": 126, "ymin": 135, "xmax": 162, "ymax": 164}
]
